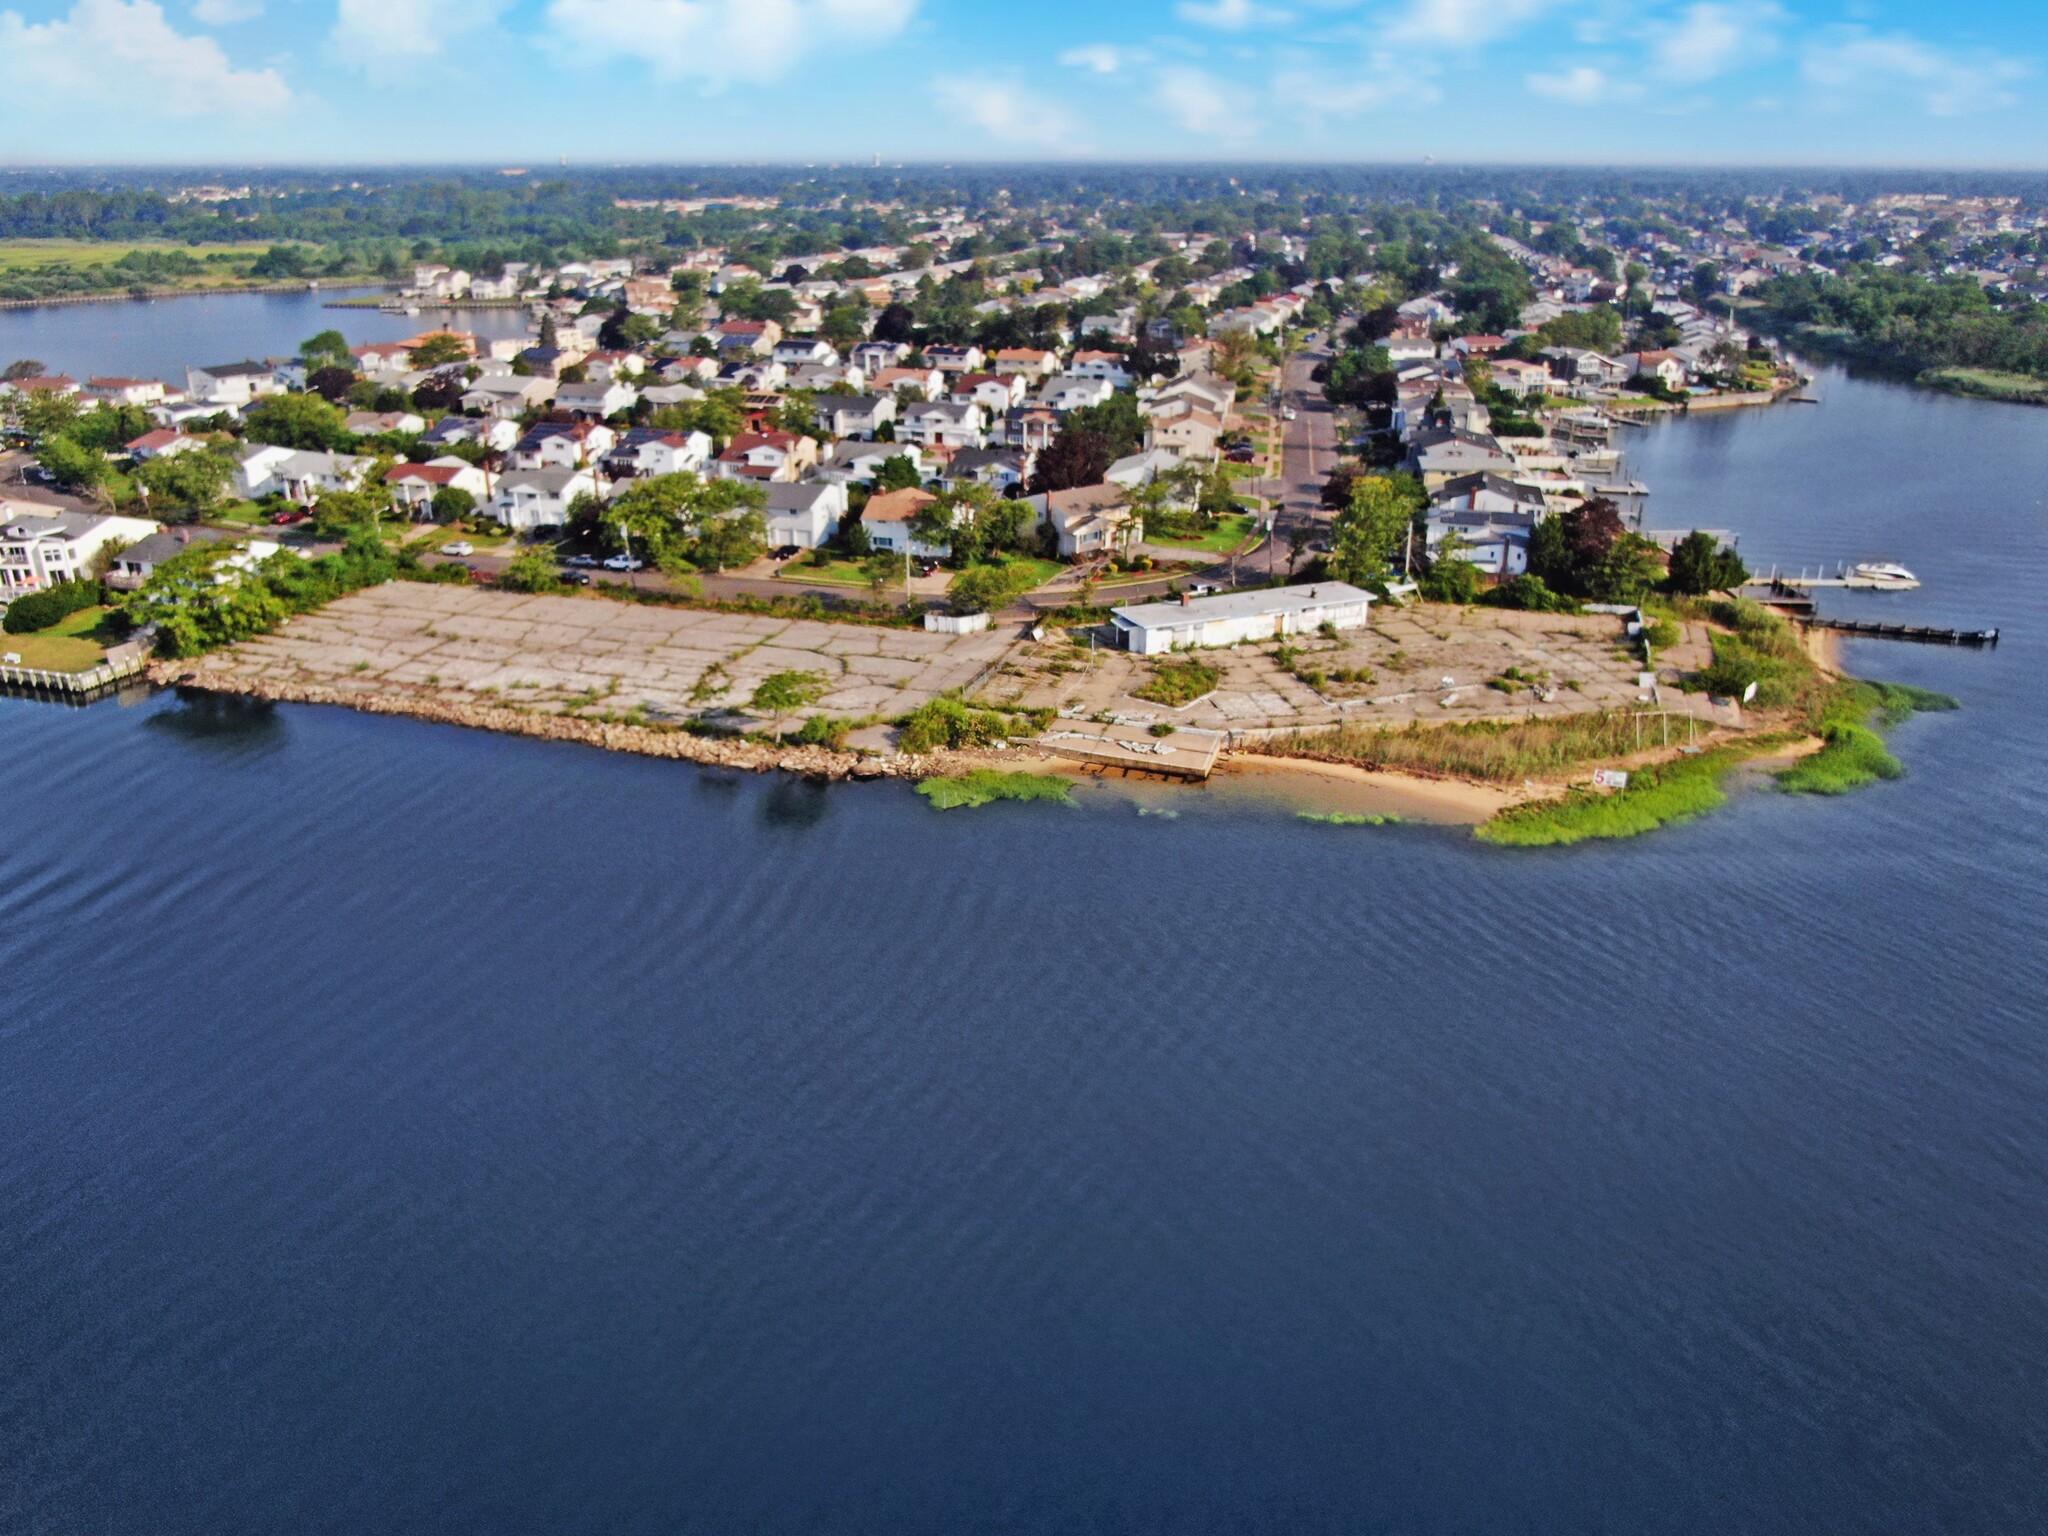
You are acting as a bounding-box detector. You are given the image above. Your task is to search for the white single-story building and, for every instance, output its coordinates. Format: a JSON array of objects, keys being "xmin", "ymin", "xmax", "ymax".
[{"xmin": 1112, "ymin": 582, "xmax": 1375, "ymax": 655}]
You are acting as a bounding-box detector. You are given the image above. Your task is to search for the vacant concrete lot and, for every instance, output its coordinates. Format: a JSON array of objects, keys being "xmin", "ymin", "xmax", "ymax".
[
  {"xmin": 983, "ymin": 603, "xmax": 1715, "ymax": 734},
  {"xmin": 180, "ymin": 582, "xmax": 1016, "ymax": 720}
]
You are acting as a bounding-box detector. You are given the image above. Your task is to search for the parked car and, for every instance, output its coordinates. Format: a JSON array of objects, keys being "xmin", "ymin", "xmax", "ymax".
[
  {"xmin": 564, "ymin": 553, "xmax": 600, "ymax": 568},
  {"xmin": 771, "ymin": 545, "xmax": 801, "ymax": 561},
  {"xmin": 559, "ymin": 570, "xmax": 591, "ymax": 587},
  {"xmin": 1189, "ymin": 582, "xmax": 1222, "ymax": 596},
  {"xmin": 1282, "ymin": 407, "xmax": 1299, "ymax": 421},
  {"xmin": 442, "ymin": 540, "xmax": 475, "ymax": 556},
  {"xmin": 602, "ymin": 554, "xmax": 645, "ymax": 572},
  {"xmin": 270, "ymin": 510, "xmax": 309, "ymax": 526}
]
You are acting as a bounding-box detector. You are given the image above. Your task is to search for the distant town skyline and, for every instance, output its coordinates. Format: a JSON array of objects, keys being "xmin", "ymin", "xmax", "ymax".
[{"xmin": 0, "ymin": 0, "xmax": 2039, "ymax": 167}]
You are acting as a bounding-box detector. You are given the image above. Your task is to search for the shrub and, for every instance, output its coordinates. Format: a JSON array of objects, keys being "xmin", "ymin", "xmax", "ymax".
[
  {"xmin": 1481, "ymin": 574, "xmax": 1579, "ymax": 613},
  {"xmin": 898, "ymin": 697, "xmax": 1039, "ymax": 753},
  {"xmin": 1133, "ymin": 654, "xmax": 1220, "ymax": 706},
  {"xmin": 750, "ymin": 670, "xmax": 826, "ymax": 714},
  {"xmin": 3, "ymin": 578, "xmax": 101, "ymax": 634}
]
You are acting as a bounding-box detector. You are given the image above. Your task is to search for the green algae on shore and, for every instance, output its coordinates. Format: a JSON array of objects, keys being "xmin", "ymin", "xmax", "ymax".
[{"xmin": 916, "ymin": 771, "xmax": 1075, "ymax": 811}]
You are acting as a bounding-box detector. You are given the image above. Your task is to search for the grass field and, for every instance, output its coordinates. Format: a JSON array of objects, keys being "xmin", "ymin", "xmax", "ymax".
[
  {"xmin": 1148, "ymin": 513, "xmax": 1256, "ymax": 554},
  {"xmin": 777, "ymin": 556, "xmax": 884, "ymax": 589},
  {"xmin": 1917, "ymin": 368, "xmax": 2048, "ymax": 406},
  {"xmin": 1, "ymin": 604, "xmax": 115, "ymax": 671}
]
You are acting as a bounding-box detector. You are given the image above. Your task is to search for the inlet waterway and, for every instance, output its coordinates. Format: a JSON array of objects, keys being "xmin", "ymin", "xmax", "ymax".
[
  {"xmin": 0, "ymin": 286, "xmax": 533, "ymax": 381},
  {"xmin": 3, "ymin": 366, "xmax": 2047, "ymax": 1534}
]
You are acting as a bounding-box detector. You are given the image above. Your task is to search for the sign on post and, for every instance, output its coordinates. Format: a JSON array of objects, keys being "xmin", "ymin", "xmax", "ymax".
[{"xmin": 1592, "ymin": 769, "xmax": 1631, "ymax": 791}]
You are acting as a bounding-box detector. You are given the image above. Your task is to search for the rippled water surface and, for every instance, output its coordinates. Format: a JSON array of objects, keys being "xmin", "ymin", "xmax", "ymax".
[{"xmin": 3, "ymin": 369, "xmax": 2046, "ymax": 1534}]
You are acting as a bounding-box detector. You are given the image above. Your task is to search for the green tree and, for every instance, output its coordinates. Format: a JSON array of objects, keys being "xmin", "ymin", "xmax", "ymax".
[
  {"xmin": 408, "ymin": 333, "xmax": 470, "ymax": 368},
  {"xmin": 600, "ymin": 471, "xmax": 768, "ymax": 571},
  {"xmin": 861, "ymin": 455, "xmax": 918, "ymax": 495},
  {"xmin": 429, "ymin": 486, "xmax": 476, "ymax": 523},
  {"xmin": 300, "ymin": 329, "xmax": 353, "ymax": 370},
  {"xmin": 1537, "ymin": 307, "xmax": 1625, "ymax": 355},
  {"xmin": 1665, "ymin": 529, "xmax": 1750, "ymax": 595},
  {"xmin": 246, "ymin": 392, "xmax": 350, "ymax": 451},
  {"xmin": 949, "ymin": 561, "xmax": 1037, "ymax": 613},
  {"xmin": 309, "ymin": 488, "xmax": 385, "ymax": 540},
  {"xmin": 1588, "ymin": 534, "xmax": 1668, "ymax": 603},
  {"xmin": 1330, "ymin": 474, "xmax": 1423, "ymax": 586},
  {"xmin": 498, "ymin": 546, "xmax": 565, "ymax": 593},
  {"xmin": 37, "ymin": 434, "xmax": 108, "ymax": 491},
  {"xmin": 135, "ymin": 448, "xmax": 235, "ymax": 517}
]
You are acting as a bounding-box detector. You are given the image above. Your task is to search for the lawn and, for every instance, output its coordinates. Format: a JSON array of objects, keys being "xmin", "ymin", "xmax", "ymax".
[
  {"xmin": 1, "ymin": 605, "xmax": 115, "ymax": 672},
  {"xmin": 1147, "ymin": 513, "xmax": 1256, "ymax": 554},
  {"xmin": 778, "ymin": 555, "xmax": 886, "ymax": 590},
  {"xmin": 990, "ymin": 556, "xmax": 1063, "ymax": 589}
]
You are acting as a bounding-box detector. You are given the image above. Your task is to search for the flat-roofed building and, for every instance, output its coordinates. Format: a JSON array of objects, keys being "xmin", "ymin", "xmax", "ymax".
[{"xmin": 1112, "ymin": 582, "xmax": 1374, "ymax": 656}]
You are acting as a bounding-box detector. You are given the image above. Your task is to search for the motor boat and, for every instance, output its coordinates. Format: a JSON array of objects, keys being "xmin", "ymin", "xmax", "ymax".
[{"xmin": 1845, "ymin": 562, "xmax": 1921, "ymax": 591}]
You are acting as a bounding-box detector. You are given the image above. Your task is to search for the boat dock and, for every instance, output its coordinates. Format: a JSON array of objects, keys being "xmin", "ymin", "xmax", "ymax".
[
  {"xmin": 1804, "ymin": 618, "xmax": 1999, "ymax": 647},
  {"xmin": 0, "ymin": 652, "xmax": 151, "ymax": 699}
]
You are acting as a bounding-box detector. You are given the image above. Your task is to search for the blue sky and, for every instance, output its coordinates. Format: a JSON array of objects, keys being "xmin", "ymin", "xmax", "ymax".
[{"xmin": 0, "ymin": 0, "xmax": 2038, "ymax": 166}]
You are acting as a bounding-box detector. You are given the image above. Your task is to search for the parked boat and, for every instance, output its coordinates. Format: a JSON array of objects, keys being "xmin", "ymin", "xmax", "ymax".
[{"xmin": 1845, "ymin": 562, "xmax": 1921, "ymax": 591}]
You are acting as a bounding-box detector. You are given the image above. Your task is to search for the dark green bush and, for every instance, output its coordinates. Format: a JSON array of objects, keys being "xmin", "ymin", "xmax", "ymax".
[{"xmin": 3, "ymin": 579, "xmax": 101, "ymax": 634}]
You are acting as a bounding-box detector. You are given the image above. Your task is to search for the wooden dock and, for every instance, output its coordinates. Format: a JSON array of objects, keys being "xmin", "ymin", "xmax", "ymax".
[{"xmin": 1804, "ymin": 618, "xmax": 1999, "ymax": 647}]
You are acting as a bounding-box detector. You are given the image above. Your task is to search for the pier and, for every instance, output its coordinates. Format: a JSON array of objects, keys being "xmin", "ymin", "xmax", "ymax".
[
  {"xmin": 0, "ymin": 652, "xmax": 152, "ymax": 698},
  {"xmin": 1804, "ymin": 618, "xmax": 1999, "ymax": 647}
]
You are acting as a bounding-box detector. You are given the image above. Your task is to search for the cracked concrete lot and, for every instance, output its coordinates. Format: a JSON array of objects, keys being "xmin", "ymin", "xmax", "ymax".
[{"xmin": 186, "ymin": 583, "xmax": 1017, "ymax": 719}]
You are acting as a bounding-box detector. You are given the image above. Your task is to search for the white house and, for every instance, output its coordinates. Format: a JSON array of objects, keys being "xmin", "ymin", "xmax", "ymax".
[
  {"xmin": 234, "ymin": 446, "xmax": 372, "ymax": 504},
  {"xmin": 125, "ymin": 428, "xmax": 205, "ymax": 461},
  {"xmin": 185, "ymin": 361, "xmax": 282, "ymax": 408},
  {"xmin": 0, "ymin": 508, "xmax": 160, "ymax": 595},
  {"xmin": 1039, "ymin": 375, "xmax": 1116, "ymax": 413},
  {"xmin": 555, "ymin": 379, "xmax": 638, "ymax": 419},
  {"xmin": 460, "ymin": 375, "xmax": 557, "ymax": 418},
  {"xmin": 84, "ymin": 377, "xmax": 168, "ymax": 408},
  {"xmin": 1026, "ymin": 484, "xmax": 1143, "ymax": 561},
  {"xmin": 763, "ymin": 482, "xmax": 847, "ymax": 550},
  {"xmin": 490, "ymin": 468, "xmax": 599, "ymax": 531},
  {"xmin": 421, "ymin": 416, "xmax": 519, "ymax": 453},
  {"xmin": 860, "ymin": 487, "xmax": 945, "ymax": 557},
  {"xmin": 814, "ymin": 393, "xmax": 897, "ymax": 441},
  {"xmin": 897, "ymin": 400, "xmax": 985, "ymax": 450},
  {"xmin": 818, "ymin": 441, "xmax": 929, "ymax": 486},
  {"xmin": 510, "ymin": 421, "xmax": 615, "ymax": 471},
  {"xmin": 605, "ymin": 427, "xmax": 712, "ymax": 480},
  {"xmin": 384, "ymin": 458, "xmax": 493, "ymax": 516},
  {"xmin": 1112, "ymin": 583, "xmax": 1375, "ymax": 655}
]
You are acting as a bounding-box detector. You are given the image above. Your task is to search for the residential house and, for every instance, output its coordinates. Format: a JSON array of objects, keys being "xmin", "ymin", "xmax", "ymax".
[
  {"xmin": 460, "ymin": 374, "xmax": 556, "ymax": 418},
  {"xmin": 1038, "ymin": 374, "xmax": 1115, "ymax": 413},
  {"xmin": 352, "ymin": 341, "xmax": 416, "ymax": 373},
  {"xmin": 772, "ymin": 337, "xmax": 840, "ymax": 369},
  {"xmin": 939, "ymin": 448, "xmax": 1032, "ymax": 496},
  {"xmin": 813, "ymin": 393, "xmax": 897, "ymax": 441},
  {"xmin": 184, "ymin": 361, "xmax": 281, "ymax": 408},
  {"xmin": 234, "ymin": 446, "xmax": 372, "ymax": 504},
  {"xmin": 762, "ymin": 482, "xmax": 847, "ymax": 550},
  {"xmin": 622, "ymin": 277, "xmax": 676, "ymax": 315},
  {"xmin": 817, "ymin": 440, "xmax": 929, "ymax": 486},
  {"xmin": 1409, "ymin": 427, "xmax": 1518, "ymax": 489},
  {"xmin": 125, "ymin": 428, "xmax": 204, "ymax": 461},
  {"xmin": 421, "ymin": 415, "xmax": 519, "ymax": 454},
  {"xmin": 1426, "ymin": 507, "xmax": 1536, "ymax": 576},
  {"xmin": 924, "ymin": 344, "xmax": 985, "ymax": 375},
  {"xmin": 604, "ymin": 427, "xmax": 712, "ymax": 480},
  {"xmin": 1069, "ymin": 350, "xmax": 1134, "ymax": 387},
  {"xmin": 1430, "ymin": 472, "xmax": 1547, "ymax": 519},
  {"xmin": 991, "ymin": 347, "xmax": 1058, "ymax": 380},
  {"xmin": 1144, "ymin": 401, "xmax": 1224, "ymax": 461},
  {"xmin": 873, "ymin": 366, "xmax": 944, "ymax": 401},
  {"xmin": 104, "ymin": 525, "xmax": 238, "ymax": 591},
  {"xmin": 897, "ymin": 400, "xmax": 985, "ymax": 450},
  {"xmin": 948, "ymin": 373, "xmax": 1027, "ymax": 414},
  {"xmin": 1148, "ymin": 371, "xmax": 1236, "ymax": 420},
  {"xmin": 788, "ymin": 362, "xmax": 866, "ymax": 394},
  {"xmin": 860, "ymin": 487, "xmax": 944, "ymax": 557},
  {"xmin": 583, "ymin": 351, "xmax": 648, "ymax": 382},
  {"xmin": 713, "ymin": 430, "xmax": 819, "ymax": 483},
  {"xmin": 489, "ymin": 468, "xmax": 599, "ymax": 531},
  {"xmin": 850, "ymin": 340, "xmax": 912, "ymax": 376},
  {"xmin": 1105, "ymin": 447, "xmax": 1184, "ymax": 489},
  {"xmin": 385, "ymin": 458, "xmax": 493, "ymax": 517},
  {"xmin": 555, "ymin": 379, "xmax": 639, "ymax": 419},
  {"xmin": 1488, "ymin": 358, "xmax": 1553, "ymax": 399},
  {"xmin": 84, "ymin": 377, "xmax": 168, "ymax": 407},
  {"xmin": 716, "ymin": 359, "xmax": 788, "ymax": 392},
  {"xmin": 998, "ymin": 404, "xmax": 1062, "ymax": 452},
  {"xmin": 4, "ymin": 374, "xmax": 80, "ymax": 401},
  {"xmin": 1542, "ymin": 347, "xmax": 1630, "ymax": 392},
  {"xmin": 1027, "ymin": 484, "xmax": 1143, "ymax": 561},
  {"xmin": 345, "ymin": 410, "xmax": 426, "ymax": 437},
  {"xmin": 510, "ymin": 420, "xmax": 615, "ymax": 471},
  {"xmin": 0, "ymin": 508, "xmax": 160, "ymax": 595},
  {"xmin": 1621, "ymin": 350, "xmax": 1690, "ymax": 391},
  {"xmin": 713, "ymin": 318, "xmax": 782, "ymax": 355}
]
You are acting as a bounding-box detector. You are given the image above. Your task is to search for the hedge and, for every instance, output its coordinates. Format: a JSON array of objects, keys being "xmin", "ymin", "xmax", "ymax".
[{"xmin": 4, "ymin": 579, "xmax": 102, "ymax": 634}]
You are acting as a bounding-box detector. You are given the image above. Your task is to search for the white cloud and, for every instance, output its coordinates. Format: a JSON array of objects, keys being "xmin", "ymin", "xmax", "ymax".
[
  {"xmin": 1526, "ymin": 64, "xmax": 1641, "ymax": 105},
  {"xmin": 1152, "ymin": 64, "xmax": 1256, "ymax": 138},
  {"xmin": 1060, "ymin": 43, "xmax": 1140, "ymax": 75},
  {"xmin": 1651, "ymin": 1, "xmax": 1782, "ymax": 82},
  {"xmin": 1273, "ymin": 54, "xmax": 1439, "ymax": 118},
  {"xmin": 191, "ymin": 0, "xmax": 261, "ymax": 20},
  {"xmin": 1386, "ymin": 0, "xmax": 1555, "ymax": 48},
  {"xmin": 0, "ymin": 0, "xmax": 290, "ymax": 117},
  {"xmin": 932, "ymin": 74, "xmax": 1079, "ymax": 148},
  {"xmin": 330, "ymin": 0, "xmax": 504, "ymax": 62},
  {"xmin": 1803, "ymin": 29, "xmax": 2029, "ymax": 116},
  {"xmin": 1176, "ymin": 0, "xmax": 1289, "ymax": 29},
  {"xmin": 544, "ymin": 0, "xmax": 919, "ymax": 84}
]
